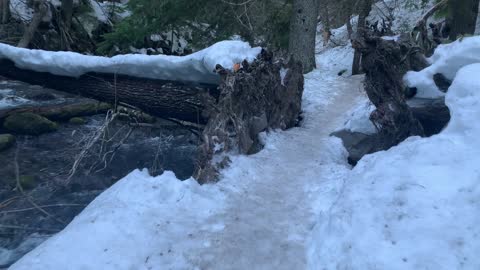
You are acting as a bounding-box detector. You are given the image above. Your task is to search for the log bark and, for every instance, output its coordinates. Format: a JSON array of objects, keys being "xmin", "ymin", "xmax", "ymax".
[
  {"xmin": 355, "ymin": 33, "xmax": 426, "ymax": 150},
  {"xmin": 0, "ymin": 59, "xmax": 219, "ymax": 124}
]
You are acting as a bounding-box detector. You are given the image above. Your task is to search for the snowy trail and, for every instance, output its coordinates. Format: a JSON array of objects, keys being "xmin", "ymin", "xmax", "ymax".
[{"xmin": 187, "ymin": 57, "xmax": 364, "ymax": 269}]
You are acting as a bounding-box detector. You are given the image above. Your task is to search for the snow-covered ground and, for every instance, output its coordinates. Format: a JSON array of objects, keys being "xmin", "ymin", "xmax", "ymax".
[
  {"xmin": 0, "ymin": 41, "xmax": 260, "ymax": 84},
  {"xmin": 308, "ymin": 38, "xmax": 480, "ymax": 270},
  {"xmin": 9, "ymin": 41, "xmax": 365, "ymax": 270},
  {"xmin": 7, "ymin": 15, "xmax": 480, "ymax": 270}
]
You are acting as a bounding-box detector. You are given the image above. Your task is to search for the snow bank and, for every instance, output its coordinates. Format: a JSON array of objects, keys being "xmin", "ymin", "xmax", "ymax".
[
  {"xmin": 10, "ymin": 170, "xmax": 226, "ymax": 270},
  {"xmin": 405, "ymin": 36, "xmax": 480, "ymax": 98},
  {"xmin": 309, "ymin": 62, "xmax": 480, "ymax": 269},
  {"xmin": 0, "ymin": 41, "xmax": 261, "ymax": 84}
]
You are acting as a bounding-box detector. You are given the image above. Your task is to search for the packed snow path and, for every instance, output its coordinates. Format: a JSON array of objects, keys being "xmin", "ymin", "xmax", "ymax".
[{"xmin": 189, "ymin": 57, "xmax": 364, "ymax": 269}]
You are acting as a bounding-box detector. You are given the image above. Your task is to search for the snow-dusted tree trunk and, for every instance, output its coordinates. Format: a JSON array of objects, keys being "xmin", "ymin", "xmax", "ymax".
[
  {"xmin": 288, "ymin": 0, "xmax": 319, "ymax": 73},
  {"xmin": 18, "ymin": 0, "xmax": 48, "ymax": 48},
  {"xmin": 351, "ymin": 0, "xmax": 373, "ymax": 75},
  {"xmin": 447, "ymin": 0, "xmax": 480, "ymax": 40},
  {"xmin": 0, "ymin": 0, "xmax": 10, "ymax": 24}
]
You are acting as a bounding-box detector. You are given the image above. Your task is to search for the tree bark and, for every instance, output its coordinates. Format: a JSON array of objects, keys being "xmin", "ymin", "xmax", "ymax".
[
  {"xmin": 17, "ymin": 0, "xmax": 48, "ymax": 48},
  {"xmin": 61, "ymin": 0, "xmax": 74, "ymax": 30},
  {"xmin": 0, "ymin": 59, "xmax": 218, "ymax": 124},
  {"xmin": 1, "ymin": 0, "xmax": 10, "ymax": 24},
  {"xmin": 351, "ymin": 0, "xmax": 373, "ymax": 75},
  {"xmin": 288, "ymin": 0, "xmax": 319, "ymax": 73},
  {"xmin": 447, "ymin": 0, "xmax": 480, "ymax": 40}
]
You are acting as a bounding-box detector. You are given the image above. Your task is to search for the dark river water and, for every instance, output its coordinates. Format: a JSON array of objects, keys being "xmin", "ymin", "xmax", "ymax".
[{"xmin": 0, "ymin": 79, "xmax": 198, "ymax": 267}]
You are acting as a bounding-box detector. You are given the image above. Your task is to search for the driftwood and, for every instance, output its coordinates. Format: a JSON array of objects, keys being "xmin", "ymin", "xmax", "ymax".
[
  {"xmin": 0, "ymin": 59, "xmax": 218, "ymax": 124},
  {"xmin": 194, "ymin": 51, "xmax": 304, "ymax": 183}
]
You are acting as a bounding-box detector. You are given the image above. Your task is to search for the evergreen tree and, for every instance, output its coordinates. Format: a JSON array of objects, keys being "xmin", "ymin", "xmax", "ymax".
[{"xmin": 98, "ymin": 0, "xmax": 293, "ymax": 55}]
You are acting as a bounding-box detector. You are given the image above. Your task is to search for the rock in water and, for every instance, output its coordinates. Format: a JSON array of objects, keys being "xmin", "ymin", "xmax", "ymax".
[
  {"xmin": 433, "ymin": 73, "xmax": 452, "ymax": 92},
  {"xmin": 68, "ymin": 117, "xmax": 86, "ymax": 125},
  {"xmin": 0, "ymin": 134, "xmax": 15, "ymax": 152},
  {"xmin": 4, "ymin": 113, "xmax": 58, "ymax": 135}
]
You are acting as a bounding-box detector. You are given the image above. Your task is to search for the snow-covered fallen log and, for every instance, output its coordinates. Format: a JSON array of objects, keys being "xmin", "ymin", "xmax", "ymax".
[
  {"xmin": 0, "ymin": 41, "xmax": 261, "ymax": 84},
  {"xmin": 0, "ymin": 41, "xmax": 261, "ymax": 123},
  {"xmin": 0, "ymin": 58, "xmax": 218, "ymax": 123},
  {"xmin": 0, "ymin": 41, "xmax": 304, "ymax": 182}
]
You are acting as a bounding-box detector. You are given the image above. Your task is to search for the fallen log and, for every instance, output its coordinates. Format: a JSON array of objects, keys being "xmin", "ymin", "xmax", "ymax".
[
  {"xmin": 0, "ymin": 47, "xmax": 304, "ymax": 183},
  {"xmin": 0, "ymin": 59, "xmax": 219, "ymax": 124}
]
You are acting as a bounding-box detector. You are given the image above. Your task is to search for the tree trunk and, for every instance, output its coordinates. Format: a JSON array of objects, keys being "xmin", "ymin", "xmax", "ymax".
[
  {"xmin": 0, "ymin": 59, "xmax": 218, "ymax": 124},
  {"xmin": 288, "ymin": 0, "xmax": 319, "ymax": 73},
  {"xmin": 61, "ymin": 0, "xmax": 74, "ymax": 30},
  {"xmin": 447, "ymin": 0, "xmax": 480, "ymax": 40},
  {"xmin": 351, "ymin": 0, "xmax": 373, "ymax": 75},
  {"xmin": 1, "ymin": 0, "xmax": 10, "ymax": 24},
  {"xmin": 18, "ymin": 0, "xmax": 48, "ymax": 48}
]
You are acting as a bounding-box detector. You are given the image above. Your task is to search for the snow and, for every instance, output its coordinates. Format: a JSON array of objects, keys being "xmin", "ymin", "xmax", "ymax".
[
  {"xmin": 405, "ymin": 36, "xmax": 480, "ymax": 98},
  {"xmin": 10, "ymin": 171, "xmax": 226, "ymax": 269},
  {"xmin": 0, "ymin": 41, "xmax": 261, "ymax": 84},
  {"xmin": 308, "ymin": 66, "xmax": 480, "ymax": 270},
  {"xmin": 341, "ymin": 97, "xmax": 377, "ymax": 135},
  {"xmin": 8, "ymin": 12, "xmax": 480, "ymax": 270},
  {"xmin": 0, "ymin": 88, "xmax": 30, "ymax": 109},
  {"xmin": 0, "ymin": 234, "xmax": 48, "ymax": 267},
  {"xmin": 9, "ymin": 40, "xmax": 364, "ymax": 270},
  {"xmin": 381, "ymin": 35, "xmax": 400, "ymax": 41}
]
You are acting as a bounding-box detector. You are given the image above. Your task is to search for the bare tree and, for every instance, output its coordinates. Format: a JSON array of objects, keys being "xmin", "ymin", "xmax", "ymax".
[
  {"xmin": 0, "ymin": 0, "xmax": 10, "ymax": 24},
  {"xmin": 289, "ymin": 0, "xmax": 319, "ymax": 73},
  {"xmin": 17, "ymin": 0, "xmax": 48, "ymax": 48},
  {"xmin": 351, "ymin": 0, "xmax": 373, "ymax": 75}
]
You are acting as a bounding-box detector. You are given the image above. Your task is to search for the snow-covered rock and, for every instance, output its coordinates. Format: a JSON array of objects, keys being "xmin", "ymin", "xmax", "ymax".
[
  {"xmin": 341, "ymin": 97, "xmax": 376, "ymax": 135},
  {"xmin": 405, "ymin": 36, "xmax": 480, "ymax": 98},
  {"xmin": 0, "ymin": 41, "xmax": 261, "ymax": 84}
]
